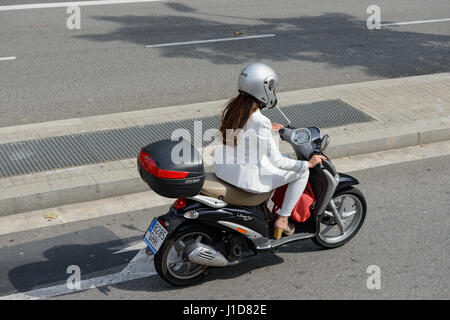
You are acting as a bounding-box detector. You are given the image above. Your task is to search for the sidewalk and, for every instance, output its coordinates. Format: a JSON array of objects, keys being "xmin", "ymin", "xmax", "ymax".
[{"xmin": 1, "ymin": 73, "xmax": 449, "ymax": 216}]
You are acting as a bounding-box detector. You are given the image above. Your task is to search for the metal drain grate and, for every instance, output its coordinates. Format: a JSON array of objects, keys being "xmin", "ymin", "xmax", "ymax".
[{"xmin": 0, "ymin": 99, "xmax": 374, "ymax": 178}]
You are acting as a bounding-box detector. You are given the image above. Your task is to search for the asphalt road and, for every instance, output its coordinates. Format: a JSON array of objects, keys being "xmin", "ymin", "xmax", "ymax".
[
  {"xmin": 1, "ymin": 0, "xmax": 449, "ymax": 127},
  {"xmin": 0, "ymin": 154, "xmax": 448, "ymax": 300}
]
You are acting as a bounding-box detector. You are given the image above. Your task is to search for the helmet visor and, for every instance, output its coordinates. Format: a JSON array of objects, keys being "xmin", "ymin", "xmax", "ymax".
[{"xmin": 264, "ymin": 77, "xmax": 278, "ymax": 109}]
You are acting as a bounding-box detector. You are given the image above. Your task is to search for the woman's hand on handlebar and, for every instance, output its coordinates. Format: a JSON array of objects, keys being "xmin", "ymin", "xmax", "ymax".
[
  {"xmin": 308, "ymin": 155, "xmax": 327, "ymax": 168},
  {"xmin": 272, "ymin": 123, "xmax": 284, "ymax": 131}
]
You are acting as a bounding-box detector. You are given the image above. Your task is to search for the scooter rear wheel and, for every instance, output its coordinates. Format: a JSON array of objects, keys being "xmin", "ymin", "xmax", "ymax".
[{"xmin": 154, "ymin": 226, "xmax": 218, "ymax": 286}]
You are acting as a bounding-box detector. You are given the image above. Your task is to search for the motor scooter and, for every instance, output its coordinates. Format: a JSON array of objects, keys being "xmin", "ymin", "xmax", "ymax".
[{"xmin": 138, "ymin": 107, "xmax": 367, "ymax": 286}]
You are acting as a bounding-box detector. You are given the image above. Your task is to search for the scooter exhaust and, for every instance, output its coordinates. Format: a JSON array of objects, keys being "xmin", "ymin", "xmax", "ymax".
[{"xmin": 186, "ymin": 243, "xmax": 240, "ymax": 267}]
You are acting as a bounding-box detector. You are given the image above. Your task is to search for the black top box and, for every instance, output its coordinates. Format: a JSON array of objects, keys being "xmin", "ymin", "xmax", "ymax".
[{"xmin": 137, "ymin": 139, "xmax": 205, "ymax": 198}]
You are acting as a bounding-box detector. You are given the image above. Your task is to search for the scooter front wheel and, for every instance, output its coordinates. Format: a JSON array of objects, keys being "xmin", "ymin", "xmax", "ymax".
[
  {"xmin": 154, "ymin": 226, "xmax": 217, "ymax": 286},
  {"xmin": 313, "ymin": 187, "xmax": 367, "ymax": 249}
]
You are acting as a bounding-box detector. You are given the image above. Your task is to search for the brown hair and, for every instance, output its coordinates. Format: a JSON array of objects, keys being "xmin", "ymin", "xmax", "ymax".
[{"xmin": 219, "ymin": 93, "xmax": 259, "ymax": 145}]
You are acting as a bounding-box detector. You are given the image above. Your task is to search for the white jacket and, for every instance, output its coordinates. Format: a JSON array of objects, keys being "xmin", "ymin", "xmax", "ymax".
[{"xmin": 213, "ymin": 109, "xmax": 309, "ymax": 193}]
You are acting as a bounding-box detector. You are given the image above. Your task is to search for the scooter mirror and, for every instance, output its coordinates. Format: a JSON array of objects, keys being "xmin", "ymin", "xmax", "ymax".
[{"xmin": 321, "ymin": 134, "xmax": 330, "ymax": 151}]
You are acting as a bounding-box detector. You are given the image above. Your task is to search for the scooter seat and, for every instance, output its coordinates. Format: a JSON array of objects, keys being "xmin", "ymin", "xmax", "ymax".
[{"xmin": 200, "ymin": 173, "xmax": 272, "ymax": 207}]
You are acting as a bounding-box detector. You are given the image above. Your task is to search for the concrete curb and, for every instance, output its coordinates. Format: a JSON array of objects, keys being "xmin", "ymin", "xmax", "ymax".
[
  {"xmin": 1, "ymin": 72, "xmax": 448, "ymax": 144},
  {"xmin": 0, "ymin": 168, "xmax": 147, "ymax": 216},
  {"xmin": 322, "ymin": 120, "xmax": 450, "ymax": 158}
]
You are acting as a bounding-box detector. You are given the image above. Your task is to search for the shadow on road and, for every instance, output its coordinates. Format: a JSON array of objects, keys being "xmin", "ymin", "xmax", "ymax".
[
  {"xmin": 5, "ymin": 225, "xmax": 322, "ymax": 297},
  {"xmin": 102, "ymin": 240, "xmax": 322, "ymax": 294},
  {"xmin": 74, "ymin": 10, "xmax": 450, "ymax": 77},
  {"xmin": 5, "ymin": 227, "xmax": 140, "ymax": 294}
]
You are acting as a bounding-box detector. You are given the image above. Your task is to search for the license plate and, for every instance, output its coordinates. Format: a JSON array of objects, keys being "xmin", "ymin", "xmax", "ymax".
[{"xmin": 143, "ymin": 218, "xmax": 168, "ymax": 254}]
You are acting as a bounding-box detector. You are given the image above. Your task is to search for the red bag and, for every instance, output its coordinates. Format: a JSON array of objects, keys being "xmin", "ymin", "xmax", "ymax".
[{"xmin": 271, "ymin": 181, "xmax": 316, "ymax": 223}]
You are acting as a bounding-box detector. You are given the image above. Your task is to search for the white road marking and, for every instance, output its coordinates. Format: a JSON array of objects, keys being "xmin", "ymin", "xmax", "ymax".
[
  {"xmin": 0, "ymin": 0, "xmax": 163, "ymax": 11},
  {"xmin": 113, "ymin": 241, "xmax": 148, "ymax": 254},
  {"xmin": 146, "ymin": 34, "xmax": 276, "ymax": 48},
  {"xmin": 381, "ymin": 18, "xmax": 450, "ymax": 27},
  {"xmin": 0, "ymin": 249, "xmax": 156, "ymax": 300},
  {"xmin": 0, "ymin": 56, "xmax": 17, "ymax": 61}
]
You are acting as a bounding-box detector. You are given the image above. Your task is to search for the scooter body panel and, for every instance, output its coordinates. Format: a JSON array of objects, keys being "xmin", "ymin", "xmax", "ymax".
[
  {"xmin": 189, "ymin": 205, "xmax": 269, "ymax": 238},
  {"xmin": 336, "ymin": 173, "xmax": 359, "ymax": 192}
]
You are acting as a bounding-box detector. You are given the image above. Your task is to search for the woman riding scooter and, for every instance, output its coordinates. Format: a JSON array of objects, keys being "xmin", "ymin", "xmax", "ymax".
[{"xmin": 213, "ymin": 63, "xmax": 326, "ymax": 239}]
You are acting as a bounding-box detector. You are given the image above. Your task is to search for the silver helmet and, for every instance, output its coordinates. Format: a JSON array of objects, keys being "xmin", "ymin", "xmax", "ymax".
[{"xmin": 237, "ymin": 63, "xmax": 278, "ymax": 109}]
